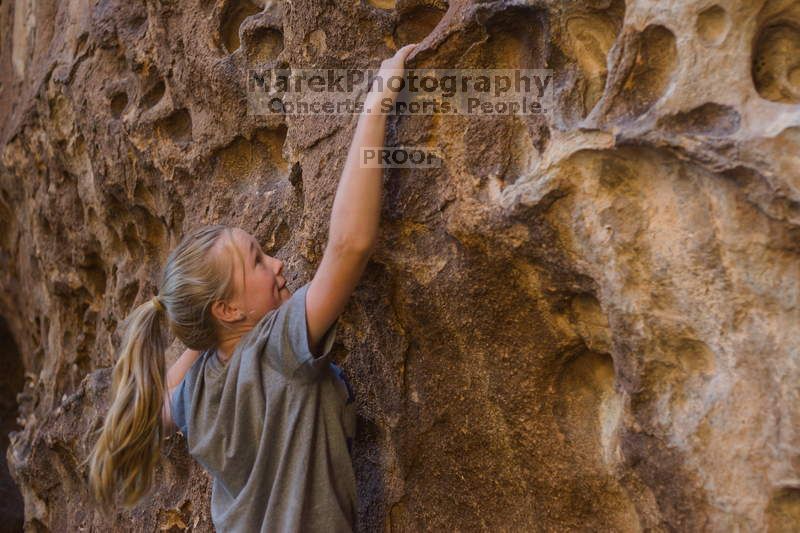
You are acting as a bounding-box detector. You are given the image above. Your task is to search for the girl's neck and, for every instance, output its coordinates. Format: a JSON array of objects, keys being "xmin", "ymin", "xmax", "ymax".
[
  {"xmin": 215, "ymin": 336, "xmax": 241, "ymax": 364},
  {"xmin": 216, "ymin": 321, "xmax": 259, "ymax": 364}
]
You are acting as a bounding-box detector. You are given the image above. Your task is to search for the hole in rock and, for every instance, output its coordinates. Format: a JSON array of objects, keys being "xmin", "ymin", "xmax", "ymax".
[
  {"xmin": 562, "ymin": 0, "xmax": 625, "ymax": 116},
  {"xmin": 140, "ymin": 80, "xmax": 165, "ymax": 111},
  {"xmin": 0, "ymin": 316, "xmax": 25, "ymax": 531},
  {"xmin": 303, "ymin": 28, "xmax": 325, "ymax": 59},
  {"xmin": 753, "ymin": 22, "xmax": 800, "ymax": 104},
  {"xmin": 210, "ymin": 125, "xmax": 288, "ymax": 183},
  {"xmin": 482, "ymin": 5, "xmax": 546, "ymax": 69},
  {"xmin": 156, "ymin": 108, "xmax": 193, "ymax": 144},
  {"xmin": 110, "ymin": 92, "xmax": 128, "ymax": 118},
  {"xmin": 221, "ymin": 0, "xmax": 263, "ymax": 54},
  {"xmin": 394, "ymin": 4, "xmax": 447, "ymax": 48},
  {"xmin": 254, "ymin": 125, "xmax": 289, "ymax": 170},
  {"xmin": 79, "ymin": 249, "xmax": 108, "ymax": 297},
  {"xmin": 657, "ymin": 102, "xmax": 741, "ymax": 136},
  {"xmin": 696, "ymin": 5, "xmax": 729, "ymax": 46},
  {"xmin": 554, "ymin": 349, "xmax": 622, "ymax": 467},
  {"xmin": 609, "ymin": 24, "xmax": 677, "ymax": 121},
  {"xmin": 289, "ymin": 161, "xmax": 302, "ymax": 189},
  {"xmin": 766, "ymin": 486, "xmax": 800, "ymax": 532},
  {"xmin": 212, "ymin": 136, "xmax": 262, "ymax": 182},
  {"xmin": 246, "ymin": 28, "xmax": 284, "ymax": 64}
]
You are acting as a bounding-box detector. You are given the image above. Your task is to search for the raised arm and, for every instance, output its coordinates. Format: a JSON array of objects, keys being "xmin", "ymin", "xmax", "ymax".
[{"xmin": 304, "ymin": 44, "xmax": 417, "ymax": 355}]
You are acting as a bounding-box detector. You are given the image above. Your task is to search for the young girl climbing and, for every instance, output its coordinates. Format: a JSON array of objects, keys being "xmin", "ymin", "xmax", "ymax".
[{"xmin": 85, "ymin": 43, "xmax": 418, "ymax": 531}]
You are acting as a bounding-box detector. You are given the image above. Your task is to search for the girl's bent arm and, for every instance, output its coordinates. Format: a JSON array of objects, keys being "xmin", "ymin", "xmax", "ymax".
[
  {"xmin": 162, "ymin": 348, "xmax": 202, "ymax": 432},
  {"xmin": 167, "ymin": 348, "xmax": 203, "ymax": 389}
]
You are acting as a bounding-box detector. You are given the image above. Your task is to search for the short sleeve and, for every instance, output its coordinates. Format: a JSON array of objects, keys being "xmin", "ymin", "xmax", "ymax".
[
  {"xmin": 262, "ymin": 282, "xmax": 340, "ymax": 383},
  {"xmin": 170, "ymin": 381, "xmax": 189, "ymax": 437}
]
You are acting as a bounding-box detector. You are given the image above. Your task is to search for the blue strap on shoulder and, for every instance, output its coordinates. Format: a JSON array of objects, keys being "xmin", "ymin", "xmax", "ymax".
[{"xmin": 329, "ymin": 362, "xmax": 355, "ymax": 404}]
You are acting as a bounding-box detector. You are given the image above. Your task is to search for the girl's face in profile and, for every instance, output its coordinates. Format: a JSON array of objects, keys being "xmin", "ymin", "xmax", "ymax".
[{"xmin": 226, "ymin": 227, "xmax": 291, "ymax": 324}]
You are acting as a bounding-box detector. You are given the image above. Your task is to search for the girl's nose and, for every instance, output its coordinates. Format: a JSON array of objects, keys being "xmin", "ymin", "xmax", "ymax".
[{"xmin": 274, "ymin": 259, "xmax": 283, "ymax": 276}]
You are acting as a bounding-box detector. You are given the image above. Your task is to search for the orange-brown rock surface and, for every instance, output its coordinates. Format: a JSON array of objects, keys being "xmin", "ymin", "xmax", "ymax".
[{"xmin": 1, "ymin": 0, "xmax": 799, "ymax": 531}]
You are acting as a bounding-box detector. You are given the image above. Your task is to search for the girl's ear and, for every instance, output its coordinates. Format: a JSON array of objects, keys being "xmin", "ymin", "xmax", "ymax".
[{"xmin": 211, "ymin": 299, "xmax": 246, "ymax": 324}]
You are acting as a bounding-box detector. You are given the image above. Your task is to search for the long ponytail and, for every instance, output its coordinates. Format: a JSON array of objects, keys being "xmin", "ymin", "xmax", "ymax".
[{"xmin": 84, "ymin": 296, "xmax": 168, "ymax": 510}]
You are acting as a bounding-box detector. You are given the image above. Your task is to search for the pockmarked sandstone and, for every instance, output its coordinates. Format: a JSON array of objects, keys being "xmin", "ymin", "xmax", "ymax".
[{"xmin": 1, "ymin": 0, "xmax": 798, "ymax": 531}]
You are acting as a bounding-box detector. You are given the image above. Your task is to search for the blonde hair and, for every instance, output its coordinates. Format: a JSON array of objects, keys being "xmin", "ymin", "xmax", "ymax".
[{"xmin": 82, "ymin": 223, "xmax": 248, "ymax": 512}]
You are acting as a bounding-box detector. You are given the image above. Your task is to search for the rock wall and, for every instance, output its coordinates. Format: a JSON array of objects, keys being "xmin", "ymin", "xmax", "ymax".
[{"xmin": 1, "ymin": 0, "xmax": 799, "ymax": 531}]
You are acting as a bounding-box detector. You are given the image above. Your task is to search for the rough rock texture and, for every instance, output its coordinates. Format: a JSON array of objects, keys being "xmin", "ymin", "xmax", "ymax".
[{"xmin": 1, "ymin": 0, "xmax": 799, "ymax": 531}]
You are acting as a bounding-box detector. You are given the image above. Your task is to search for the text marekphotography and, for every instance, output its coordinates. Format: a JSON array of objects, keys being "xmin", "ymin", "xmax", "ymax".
[{"xmin": 247, "ymin": 68, "xmax": 553, "ymax": 116}]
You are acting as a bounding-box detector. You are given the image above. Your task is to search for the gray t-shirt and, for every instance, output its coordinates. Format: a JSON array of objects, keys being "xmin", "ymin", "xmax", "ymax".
[{"xmin": 170, "ymin": 282, "xmax": 357, "ymax": 532}]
